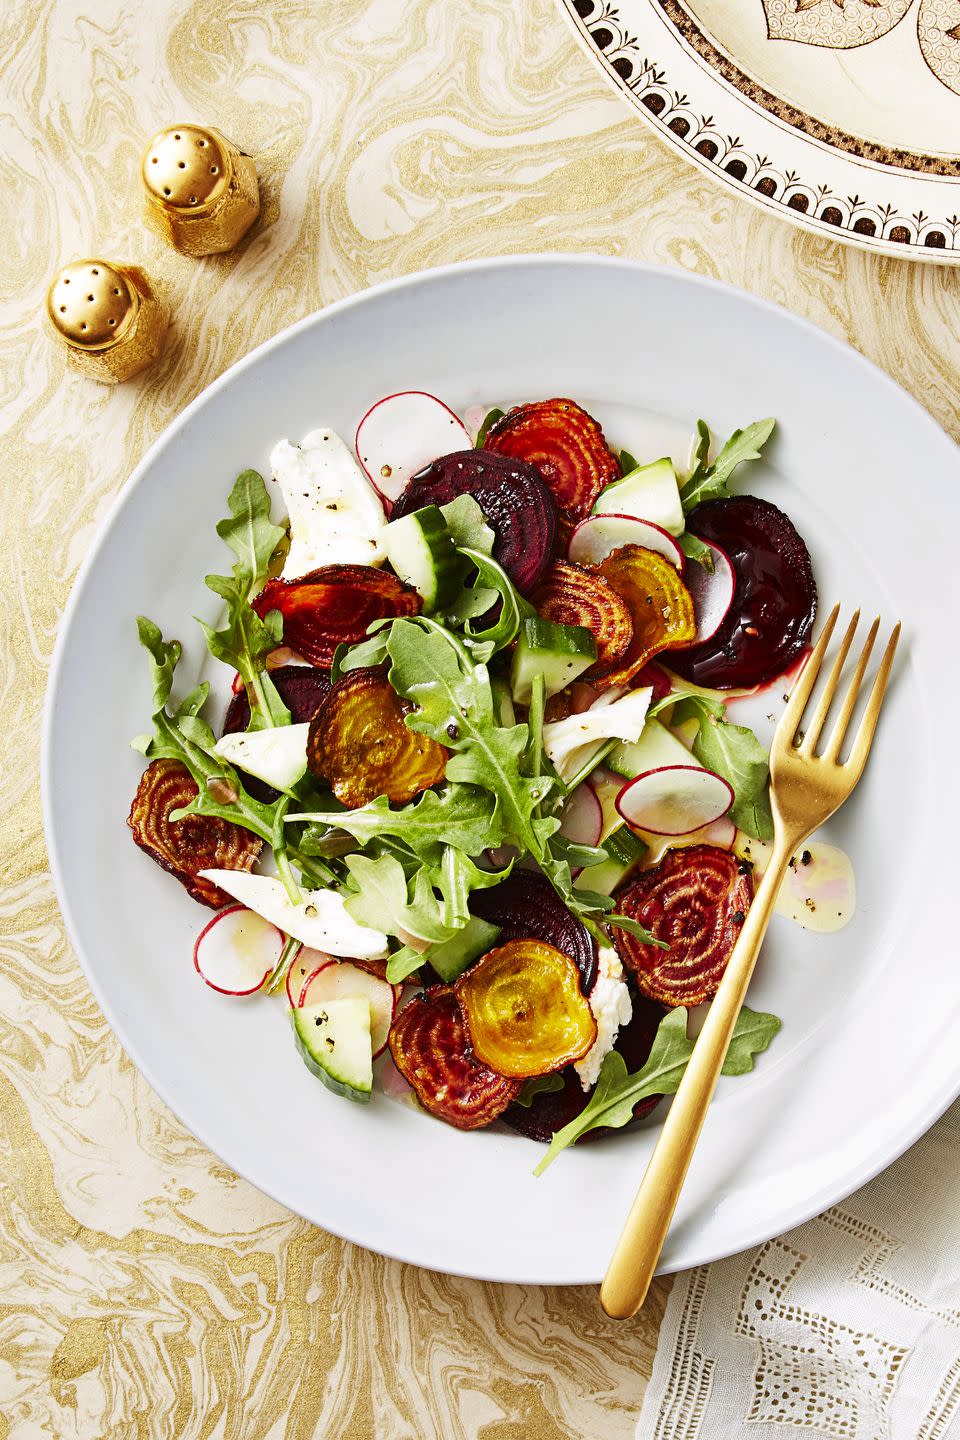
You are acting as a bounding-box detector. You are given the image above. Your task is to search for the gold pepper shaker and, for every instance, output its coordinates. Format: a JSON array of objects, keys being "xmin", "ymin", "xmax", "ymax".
[
  {"xmin": 45, "ymin": 260, "xmax": 168, "ymax": 383},
  {"xmin": 140, "ymin": 124, "xmax": 260, "ymax": 257}
]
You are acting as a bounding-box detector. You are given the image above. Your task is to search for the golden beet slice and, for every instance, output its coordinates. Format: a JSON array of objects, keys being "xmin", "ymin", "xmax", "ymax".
[
  {"xmin": 307, "ymin": 667, "xmax": 447, "ymax": 807},
  {"xmin": 596, "ymin": 544, "xmax": 696, "ymax": 689},
  {"xmin": 456, "ymin": 939, "xmax": 597, "ymax": 1078},
  {"xmin": 532, "ymin": 559, "xmax": 633, "ymax": 681},
  {"xmin": 128, "ymin": 758, "xmax": 262, "ymax": 909},
  {"xmin": 388, "ymin": 987, "xmax": 522, "ymax": 1129}
]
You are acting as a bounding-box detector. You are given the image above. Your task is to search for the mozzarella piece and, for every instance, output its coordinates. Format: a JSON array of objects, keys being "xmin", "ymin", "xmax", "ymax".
[
  {"xmin": 543, "ymin": 687, "xmax": 652, "ymax": 781},
  {"xmin": 270, "ymin": 428, "xmax": 387, "ymax": 576},
  {"xmin": 198, "ymin": 871, "xmax": 389, "ymax": 958},
  {"xmin": 213, "ymin": 724, "xmax": 310, "ymax": 792},
  {"xmin": 575, "ymin": 946, "xmax": 633, "ymax": 1091}
]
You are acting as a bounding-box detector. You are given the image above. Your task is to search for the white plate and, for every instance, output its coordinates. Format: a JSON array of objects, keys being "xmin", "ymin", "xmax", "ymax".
[
  {"xmin": 559, "ymin": 0, "xmax": 960, "ymax": 263},
  {"xmin": 43, "ymin": 257, "xmax": 960, "ymax": 1283}
]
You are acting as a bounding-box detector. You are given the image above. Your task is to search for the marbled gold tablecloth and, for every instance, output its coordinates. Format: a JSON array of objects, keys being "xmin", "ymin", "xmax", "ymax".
[{"xmin": 3, "ymin": 2, "xmax": 960, "ymax": 1435}]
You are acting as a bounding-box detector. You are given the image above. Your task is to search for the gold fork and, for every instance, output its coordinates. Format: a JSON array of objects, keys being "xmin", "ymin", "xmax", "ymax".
[{"xmin": 600, "ymin": 604, "xmax": 901, "ymax": 1319}]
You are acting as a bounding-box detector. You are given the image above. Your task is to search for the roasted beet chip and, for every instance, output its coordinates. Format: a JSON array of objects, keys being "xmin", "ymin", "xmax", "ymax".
[
  {"xmin": 307, "ymin": 666, "xmax": 447, "ymax": 807},
  {"xmin": 388, "ymin": 988, "xmax": 521, "ymax": 1130},
  {"xmin": 469, "ymin": 870, "xmax": 597, "ymax": 995},
  {"xmin": 597, "ymin": 545, "xmax": 696, "ymax": 689},
  {"xmin": 128, "ymin": 758, "xmax": 261, "ymax": 909},
  {"xmin": 483, "ymin": 398, "xmax": 619, "ymax": 526},
  {"xmin": 532, "ymin": 560, "xmax": 633, "ymax": 682},
  {"xmin": 613, "ymin": 845, "xmax": 752, "ymax": 1007},
  {"xmin": 252, "ymin": 565, "xmax": 421, "ymax": 669},
  {"xmin": 502, "ymin": 990, "xmax": 667, "ymax": 1143},
  {"xmin": 223, "ymin": 665, "xmax": 332, "ymax": 803},
  {"xmin": 667, "ymin": 496, "xmax": 818, "ymax": 691},
  {"xmin": 392, "ymin": 448, "xmax": 558, "ymax": 594}
]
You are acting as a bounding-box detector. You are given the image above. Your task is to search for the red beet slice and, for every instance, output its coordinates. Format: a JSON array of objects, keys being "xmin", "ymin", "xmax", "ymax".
[
  {"xmin": 388, "ymin": 987, "xmax": 521, "ymax": 1130},
  {"xmin": 222, "ymin": 665, "xmax": 331, "ymax": 803},
  {"xmin": 391, "ymin": 449, "xmax": 557, "ymax": 594},
  {"xmin": 502, "ymin": 989, "xmax": 666, "ymax": 1143},
  {"xmin": 468, "ymin": 871, "xmax": 597, "ymax": 995},
  {"xmin": 667, "ymin": 497, "xmax": 817, "ymax": 690},
  {"xmin": 531, "ymin": 560, "xmax": 633, "ymax": 682},
  {"xmin": 613, "ymin": 845, "xmax": 752, "ymax": 1007},
  {"xmin": 252, "ymin": 565, "xmax": 421, "ymax": 669}
]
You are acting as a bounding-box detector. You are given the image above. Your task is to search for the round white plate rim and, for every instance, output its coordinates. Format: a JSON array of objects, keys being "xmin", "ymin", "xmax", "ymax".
[
  {"xmin": 42, "ymin": 254, "xmax": 960, "ymax": 1283},
  {"xmin": 557, "ymin": 0, "xmax": 960, "ymax": 265}
]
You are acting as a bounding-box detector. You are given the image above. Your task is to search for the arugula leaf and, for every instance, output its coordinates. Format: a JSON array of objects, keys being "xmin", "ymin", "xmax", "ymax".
[
  {"xmin": 343, "ymin": 853, "xmax": 455, "ymax": 945},
  {"xmin": 474, "ymin": 407, "xmax": 504, "ymax": 447},
  {"xmin": 333, "ymin": 629, "xmax": 390, "ymax": 679},
  {"xmin": 535, "ymin": 1006, "xmax": 781, "ymax": 1173},
  {"xmin": 693, "ymin": 713, "xmax": 774, "ymax": 841},
  {"xmin": 515, "ymin": 1073, "xmax": 565, "ymax": 1107},
  {"xmin": 459, "ymin": 547, "xmax": 535, "ymax": 655},
  {"xmin": 606, "ymin": 912, "xmax": 665, "ymax": 946},
  {"xmin": 678, "ymin": 530, "xmax": 715, "ymax": 573},
  {"xmin": 385, "ymin": 946, "xmax": 429, "ymax": 984},
  {"xmin": 679, "ymin": 418, "xmax": 776, "ymax": 512},
  {"xmin": 618, "ymin": 448, "xmax": 639, "ymax": 476},
  {"xmin": 440, "ymin": 495, "xmax": 495, "ymax": 555},
  {"xmin": 295, "ymin": 785, "xmax": 505, "ymax": 862},
  {"xmin": 200, "ymin": 470, "xmax": 291, "ymax": 730}
]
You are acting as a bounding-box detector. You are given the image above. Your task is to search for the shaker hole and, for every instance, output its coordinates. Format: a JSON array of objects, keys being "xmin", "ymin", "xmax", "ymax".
[
  {"xmin": 163, "ymin": 187, "xmax": 170, "ymax": 195},
  {"xmin": 109, "ymin": 318, "xmax": 116, "ymax": 326},
  {"xmin": 113, "ymin": 287, "xmax": 121, "ymax": 295},
  {"xmin": 189, "ymin": 195, "xmax": 197, "ymax": 205},
  {"xmin": 59, "ymin": 305, "xmax": 66, "ymax": 313},
  {"xmin": 174, "ymin": 133, "xmax": 181, "ymax": 140},
  {"xmin": 87, "ymin": 294, "xmax": 94, "ymax": 301},
  {"xmin": 63, "ymin": 277, "xmax": 70, "ymax": 284},
  {"xmin": 151, "ymin": 156, "xmax": 158, "ymax": 164},
  {"xmin": 210, "ymin": 165, "xmax": 218, "ymax": 174},
  {"xmin": 177, "ymin": 161, "xmax": 185, "ymax": 169},
  {"xmin": 80, "ymin": 323, "xmax": 87, "ymax": 331},
  {"xmin": 92, "ymin": 267, "xmax": 99, "ymax": 275}
]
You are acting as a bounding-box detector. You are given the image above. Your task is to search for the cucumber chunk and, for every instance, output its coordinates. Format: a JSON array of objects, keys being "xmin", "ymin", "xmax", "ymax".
[
  {"xmin": 607, "ymin": 718, "xmax": 696, "ymax": 780},
  {"xmin": 427, "ymin": 916, "xmax": 501, "ymax": 984},
  {"xmin": 290, "ymin": 997, "xmax": 373, "ymax": 1103},
  {"xmin": 382, "ymin": 505, "xmax": 461, "ymax": 612},
  {"xmin": 510, "ymin": 617, "xmax": 596, "ymax": 704},
  {"xmin": 592, "ymin": 457, "xmax": 684, "ymax": 536},
  {"xmin": 575, "ymin": 824, "xmax": 647, "ymax": 896}
]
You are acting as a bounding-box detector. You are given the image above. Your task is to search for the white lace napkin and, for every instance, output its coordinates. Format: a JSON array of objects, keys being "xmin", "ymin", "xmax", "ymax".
[{"xmin": 641, "ymin": 1101, "xmax": 960, "ymax": 1439}]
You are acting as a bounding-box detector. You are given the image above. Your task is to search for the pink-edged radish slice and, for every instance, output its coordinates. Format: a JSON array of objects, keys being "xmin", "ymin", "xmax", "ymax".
[
  {"xmin": 298, "ymin": 959, "xmax": 398, "ymax": 1057},
  {"xmin": 285, "ymin": 945, "xmax": 329, "ymax": 1008},
  {"xmin": 616, "ymin": 765, "xmax": 734, "ymax": 837},
  {"xmin": 558, "ymin": 784, "xmax": 603, "ymax": 849},
  {"xmin": 682, "ymin": 539, "xmax": 735, "ymax": 644},
  {"xmin": 194, "ymin": 905, "xmax": 285, "ymax": 996},
  {"xmin": 568, "ymin": 512, "xmax": 684, "ymax": 571},
  {"xmin": 355, "ymin": 391, "xmax": 471, "ymax": 509}
]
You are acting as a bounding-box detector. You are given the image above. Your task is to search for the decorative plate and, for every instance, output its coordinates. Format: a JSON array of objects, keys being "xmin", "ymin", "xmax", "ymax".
[
  {"xmin": 558, "ymin": 0, "xmax": 960, "ymax": 261},
  {"xmin": 43, "ymin": 257, "xmax": 960, "ymax": 1282}
]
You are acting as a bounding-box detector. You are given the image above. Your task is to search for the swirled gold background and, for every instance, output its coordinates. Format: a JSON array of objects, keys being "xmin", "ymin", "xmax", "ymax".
[{"xmin": 3, "ymin": 0, "xmax": 960, "ymax": 1434}]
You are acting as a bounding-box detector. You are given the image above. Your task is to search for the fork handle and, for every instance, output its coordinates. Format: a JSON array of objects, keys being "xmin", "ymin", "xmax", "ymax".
[{"xmin": 599, "ymin": 835, "xmax": 797, "ymax": 1319}]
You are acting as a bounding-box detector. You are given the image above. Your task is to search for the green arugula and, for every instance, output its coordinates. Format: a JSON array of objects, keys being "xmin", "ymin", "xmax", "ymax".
[
  {"xmin": 342, "ymin": 846, "xmax": 509, "ymax": 948},
  {"xmin": 198, "ymin": 470, "xmax": 290, "ymax": 730},
  {"xmin": 535, "ymin": 1006, "xmax": 781, "ymax": 1173},
  {"xmin": 618, "ymin": 448, "xmax": 639, "ymax": 476},
  {"xmin": 474, "ymin": 407, "xmax": 504, "ymax": 447},
  {"xmin": 679, "ymin": 418, "xmax": 776, "ymax": 512},
  {"xmin": 332, "ymin": 629, "xmax": 390, "ymax": 679},
  {"xmin": 295, "ymin": 785, "xmax": 505, "ymax": 863},
  {"xmin": 651, "ymin": 692, "xmax": 774, "ymax": 842},
  {"xmin": 459, "ymin": 547, "xmax": 535, "ymax": 655},
  {"xmin": 515, "ymin": 1073, "xmax": 565, "ymax": 1107},
  {"xmin": 678, "ymin": 530, "xmax": 715, "ymax": 573},
  {"xmin": 440, "ymin": 495, "xmax": 495, "ymax": 555}
]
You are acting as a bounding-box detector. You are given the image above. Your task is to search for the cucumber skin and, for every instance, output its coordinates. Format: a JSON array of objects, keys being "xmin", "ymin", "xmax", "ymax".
[
  {"xmin": 289, "ymin": 1008, "xmax": 372, "ymax": 1105},
  {"xmin": 383, "ymin": 506, "xmax": 461, "ymax": 612},
  {"xmin": 511, "ymin": 618, "xmax": 596, "ymax": 703}
]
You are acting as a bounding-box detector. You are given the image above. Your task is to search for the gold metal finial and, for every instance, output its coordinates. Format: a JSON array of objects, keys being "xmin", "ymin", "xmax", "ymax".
[
  {"xmin": 45, "ymin": 261, "xmax": 168, "ymax": 383},
  {"xmin": 140, "ymin": 124, "xmax": 260, "ymax": 256}
]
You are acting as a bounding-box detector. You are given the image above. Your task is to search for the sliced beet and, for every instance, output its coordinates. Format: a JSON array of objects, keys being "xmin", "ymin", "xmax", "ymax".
[
  {"xmin": 502, "ymin": 989, "xmax": 666, "ymax": 1143},
  {"xmin": 468, "ymin": 871, "xmax": 597, "ymax": 995},
  {"xmin": 667, "ymin": 497, "xmax": 817, "ymax": 690},
  {"xmin": 222, "ymin": 665, "xmax": 331, "ymax": 802},
  {"xmin": 391, "ymin": 449, "xmax": 557, "ymax": 594}
]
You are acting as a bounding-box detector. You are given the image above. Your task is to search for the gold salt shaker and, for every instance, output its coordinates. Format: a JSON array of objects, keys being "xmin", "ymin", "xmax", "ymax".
[
  {"xmin": 45, "ymin": 260, "xmax": 168, "ymax": 383},
  {"xmin": 141, "ymin": 124, "xmax": 260, "ymax": 257}
]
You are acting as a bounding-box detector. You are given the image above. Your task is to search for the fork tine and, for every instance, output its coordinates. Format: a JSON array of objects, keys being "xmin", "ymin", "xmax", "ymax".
[
  {"xmin": 777, "ymin": 603, "xmax": 840, "ymax": 746},
  {"xmin": 822, "ymin": 616, "xmax": 880, "ymax": 763},
  {"xmin": 842, "ymin": 623, "xmax": 901, "ymax": 776},
  {"xmin": 798, "ymin": 609, "xmax": 860, "ymax": 755}
]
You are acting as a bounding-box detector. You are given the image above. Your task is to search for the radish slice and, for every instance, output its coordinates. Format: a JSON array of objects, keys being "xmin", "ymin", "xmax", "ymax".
[
  {"xmin": 194, "ymin": 905, "xmax": 284, "ymax": 996},
  {"xmin": 298, "ymin": 959, "xmax": 398, "ymax": 1057},
  {"xmin": 355, "ymin": 391, "xmax": 471, "ymax": 509},
  {"xmin": 285, "ymin": 945, "xmax": 329, "ymax": 1008},
  {"xmin": 683, "ymin": 539, "xmax": 736, "ymax": 643},
  {"xmin": 558, "ymin": 784, "xmax": 603, "ymax": 850},
  {"xmin": 616, "ymin": 765, "xmax": 734, "ymax": 837},
  {"xmin": 567, "ymin": 513, "xmax": 684, "ymax": 571}
]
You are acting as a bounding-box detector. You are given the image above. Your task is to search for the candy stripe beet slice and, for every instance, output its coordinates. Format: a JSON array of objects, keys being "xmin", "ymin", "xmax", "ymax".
[
  {"xmin": 128, "ymin": 758, "xmax": 262, "ymax": 909},
  {"xmin": 307, "ymin": 667, "xmax": 447, "ymax": 807},
  {"xmin": 531, "ymin": 560, "xmax": 633, "ymax": 681},
  {"xmin": 252, "ymin": 565, "xmax": 421, "ymax": 669},
  {"xmin": 613, "ymin": 844, "xmax": 752, "ymax": 1007},
  {"xmin": 667, "ymin": 496, "xmax": 817, "ymax": 690},
  {"xmin": 482, "ymin": 398, "xmax": 619, "ymax": 526},
  {"xmin": 503, "ymin": 990, "xmax": 667, "ymax": 1143},
  {"xmin": 223, "ymin": 664, "xmax": 332, "ymax": 803},
  {"xmin": 390, "ymin": 449, "xmax": 557, "ymax": 593},
  {"xmin": 469, "ymin": 871, "xmax": 598, "ymax": 994},
  {"xmin": 388, "ymin": 987, "xmax": 521, "ymax": 1130}
]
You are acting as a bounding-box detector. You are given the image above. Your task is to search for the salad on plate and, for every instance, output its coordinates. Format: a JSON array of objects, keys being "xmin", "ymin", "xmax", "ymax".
[{"xmin": 128, "ymin": 392, "xmax": 824, "ymax": 1173}]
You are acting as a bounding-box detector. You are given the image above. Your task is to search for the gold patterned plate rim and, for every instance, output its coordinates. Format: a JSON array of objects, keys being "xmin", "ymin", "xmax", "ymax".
[
  {"xmin": 558, "ymin": 0, "xmax": 960, "ymax": 263},
  {"xmin": 42, "ymin": 257, "xmax": 960, "ymax": 1281}
]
